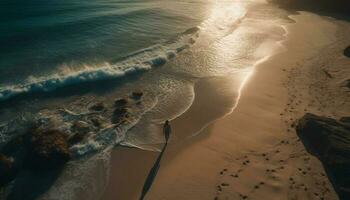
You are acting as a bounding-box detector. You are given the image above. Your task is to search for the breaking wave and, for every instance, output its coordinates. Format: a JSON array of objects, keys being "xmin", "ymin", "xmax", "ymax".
[{"xmin": 0, "ymin": 27, "xmax": 200, "ymax": 102}]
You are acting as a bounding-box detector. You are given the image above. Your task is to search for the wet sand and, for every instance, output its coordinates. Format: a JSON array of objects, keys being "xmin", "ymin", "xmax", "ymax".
[{"xmin": 102, "ymin": 12, "xmax": 350, "ymax": 200}]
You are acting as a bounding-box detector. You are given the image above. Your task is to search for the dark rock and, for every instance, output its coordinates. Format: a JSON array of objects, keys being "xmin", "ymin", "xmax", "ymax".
[
  {"xmin": 344, "ymin": 46, "xmax": 350, "ymax": 58},
  {"xmin": 68, "ymin": 132, "xmax": 86, "ymax": 146},
  {"xmin": 26, "ymin": 128, "xmax": 71, "ymax": 170},
  {"xmin": 344, "ymin": 79, "xmax": 350, "ymax": 89},
  {"xmin": 1, "ymin": 134, "xmax": 29, "ymax": 156},
  {"xmin": 111, "ymin": 108, "xmax": 129, "ymax": 124},
  {"xmin": 89, "ymin": 102, "xmax": 105, "ymax": 111},
  {"xmin": 0, "ymin": 126, "xmax": 71, "ymax": 189},
  {"xmin": 0, "ymin": 154, "xmax": 17, "ymax": 187},
  {"xmin": 340, "ymin": 117, "xmax": 350, "ymax": 124},
  {"xmin": 182, "ymin": 27, "xmax": 200, "ymax": 35},
  {"xmin": 131, "ymin": 91, "xmax": 143, "ymax": 100},
  {"xmin": 0, "ymin": 133, "xmax": 32, "ymax": 188},
  {"xmin": 114, "ymin": 98, "xmax": 128, "ymax": 107},
  {"xmin": 68, "ymin": 121, "xmax": 90, "ymax": 145},
  {"xmin": 296, "ymin": 113, "xmax": 350, "ymax": 199},
  {"xmin": 90, "ymin": 117, "xmax": 103, "ymax": 128},
  {"xmin": 189, "ymin": 38, "xmax": 196, "ymax": 44},
  {"xmin": 71, "ymin": 121, "xmax": 90, "ymax": 133},
  {"xmin": 113, "ymin": 107, "xmax": 129, "ymax": 116}
]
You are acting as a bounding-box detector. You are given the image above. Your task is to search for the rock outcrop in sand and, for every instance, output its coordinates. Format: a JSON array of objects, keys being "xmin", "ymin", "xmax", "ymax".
[
  {"xmin": 296, "ymin": 113, "xmax": 350, "ymax": 199},
  {"xmin": 27, "ymin": 128, "xmax": 71, "ymax": 170},
  {"xmin": 0, "ymin": 90, "xmax": 144, "ymax": 192},
  {"xmin": 0, "ymin": 127, "xmax": 71, "ymax": 188},
  {"xmin": 344, "ymin": 46, "xmax": 350, "ymax": 58}
]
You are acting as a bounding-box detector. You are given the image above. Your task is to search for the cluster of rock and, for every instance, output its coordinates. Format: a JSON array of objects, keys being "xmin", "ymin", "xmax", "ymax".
[
  {"xmin": 296, "ymin": 113, "xmax": 350, "ymax": 199},
  {"xmin": 0, "ymin": 127, "xmax": 70, "ymax": 187},
  {"xmin": 0, "ymin": 91, "xmax": 144, "ymax": 189}
]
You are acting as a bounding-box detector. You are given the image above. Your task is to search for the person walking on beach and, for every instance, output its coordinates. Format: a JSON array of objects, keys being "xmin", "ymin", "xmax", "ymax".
[{"xmin": 139, "ymin": 120, "xmax": 172, "ymax": 200}]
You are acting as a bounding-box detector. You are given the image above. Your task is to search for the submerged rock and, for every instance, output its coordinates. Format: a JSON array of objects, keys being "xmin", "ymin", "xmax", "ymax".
[
  {"xmin": 27, "ymin": 128, "xmax": 71, "ymax": 170},
  {"xmin": 68, "ymin": 121, "xmax": 91, "ymax": 145},
  {"xmin": 71, "ymin": 121, "xmax": 90, "ymax": 133},
  {"xmin": 131, "ymin": 91, "xmax": 143, "ymax": 100},
  {"xmin": 182, "ymin": 27, "xmax": 200, "ymax": 35},
  {"xmin": 296, "ymin": 113, "xmax": 350, "ymax": 199},
  {"xmin": 90, "ymin": 117, "xmax": 104, "ymax": 128},
  {"xmin": 111, "ymin": 108, "xmax": 129, "ymax": 124},
  {"xmin": 68, "ymin": 132, "xmax": 86, "ymax": 146},
  {"xmin": 89, "ymin": 102, "xmax": 106, "ymax": 111},
  {"xmin": 114, "ymin": 98, "xmax": 128, "ymax": 107}
]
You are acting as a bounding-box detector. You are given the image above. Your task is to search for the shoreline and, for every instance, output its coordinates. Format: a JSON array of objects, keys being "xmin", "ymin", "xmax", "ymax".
[{"xmin": 101, "ymin": 11, "xmax": 350, "ymax": 200}]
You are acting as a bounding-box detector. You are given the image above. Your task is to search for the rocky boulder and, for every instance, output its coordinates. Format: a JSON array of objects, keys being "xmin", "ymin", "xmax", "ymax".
[
  {"xmin": 26, "ymin": 128, "xmax": 71, "ymax": 170},
  {"xmin": 71, "ymin": 121, "xmax": 90, "ymax": 133},
  {"xmin": 0, "ymin": 154, "xmax": 17, "ymax": 187},
  {"xmin": 0, "ymin": 126, "xmax": 72, "ymax": 189},
  {"xmin": 344, "ymin": 46, "xmax": 350, "ymax": 58},
  {"xmin": 344, "ymin": 79, "xmax": 350, "ymax": 89},
  {"xmin": 89, "ymin": 102, "xmax": 105, "ymax": 111},
  {"xmin": 68, "ymin": 121, "xmax": 91, "ymax": 145},
  {"xmin": 296, "ymin": 113, "xmax": 350, "ymax": 199},
  {"xmin": 131, "ymin": 91, "xmax": 143, "ymax": 100},
  {"xmin": 111, "ymin": 108, "xmax": 129, "ymax": 124},
  {"xmin": 90, "ymin": 117, "xmax": 104, "ymax": 128},
  {"xmin": 114, "ymin": 98, "xmax": 128, "ymax": 107}
]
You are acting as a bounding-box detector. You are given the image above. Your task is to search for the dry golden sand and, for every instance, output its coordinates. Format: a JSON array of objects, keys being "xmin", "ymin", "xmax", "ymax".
[{"xmin": 102, "ymin": 12, "xmax": 350, "ymax": 200}]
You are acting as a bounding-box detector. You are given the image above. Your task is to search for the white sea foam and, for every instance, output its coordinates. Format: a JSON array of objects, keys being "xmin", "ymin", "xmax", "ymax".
[{"xmin": 0, "ymin": 28, "xmax": 200, "ymax": 102}]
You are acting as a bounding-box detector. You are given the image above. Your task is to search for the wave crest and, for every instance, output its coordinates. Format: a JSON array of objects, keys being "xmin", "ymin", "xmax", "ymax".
[{"xmin": 0, "ymin": 26, "xmax": 200, "ymax": 102}]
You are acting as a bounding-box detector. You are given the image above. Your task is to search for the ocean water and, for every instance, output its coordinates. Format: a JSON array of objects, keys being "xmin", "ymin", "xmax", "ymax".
[
  {"xmin": 0, "ymin": 0, "xmax": 211, "ymax": 99},
  {"xmin": 0, "ymin": 0, "xmax": 293, "ymax": 199}
]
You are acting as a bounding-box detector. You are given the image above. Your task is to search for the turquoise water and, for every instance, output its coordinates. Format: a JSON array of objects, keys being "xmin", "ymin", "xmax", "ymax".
[{"xmin": 0, "ymin": 0, "xmax": 209, "ymax": 98}]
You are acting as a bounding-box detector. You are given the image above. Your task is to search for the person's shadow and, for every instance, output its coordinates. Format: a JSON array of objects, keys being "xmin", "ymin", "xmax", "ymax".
[{"xmin": 139, "ymin": 120, "xmax": 171, "ymax": 200}]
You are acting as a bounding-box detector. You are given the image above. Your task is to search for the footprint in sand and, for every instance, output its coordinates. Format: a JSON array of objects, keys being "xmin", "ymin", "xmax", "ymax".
[
  {"xmin": 221, "ymin": 183, "xmax": 230, "ymax": 187},
  {"xmin": 230, "ymin": 167, "xmax": 244, "ymax": 178},
  {"xmin": 239, "ymin": 194, "xmax": 248, "ymax": 199},
  {"xmin": 219, "ymin": 168, "xmax": 228, "ymax": 175},
  {"xmin": 216, "ymin": 185, "xmax": 222, "ymax": 192},
  {"xmin": 230, "ymin": 174, "xmax": 239, "ymax": 178}
]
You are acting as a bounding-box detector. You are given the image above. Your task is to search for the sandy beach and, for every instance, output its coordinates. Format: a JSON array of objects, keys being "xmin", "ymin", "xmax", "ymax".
[
  {"xmin": 1, "ymin": 1, "xmax": 350, "ymax": 200},
  {"xmin": 102, "ymin": 12, "xmax": 350, "ymax": 200}
]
